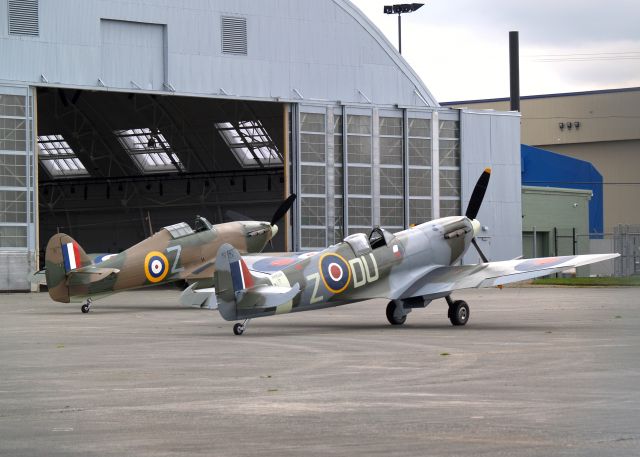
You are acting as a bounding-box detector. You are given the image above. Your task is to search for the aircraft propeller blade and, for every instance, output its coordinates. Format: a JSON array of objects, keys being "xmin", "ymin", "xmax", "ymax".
[
  {"xmin": 472, "ymin": 238, "xmax": 489, "ymax": 263},
  {"xmin": 465, "ymin": 168, "xmax": 491, "ymax": 220},
  {"xmin": 270, "ymin": 193, "xmax": 297, "ymax": 227}
]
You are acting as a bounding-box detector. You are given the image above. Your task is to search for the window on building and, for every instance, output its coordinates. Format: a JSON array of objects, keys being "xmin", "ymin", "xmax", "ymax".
[
  {"xmin": 215, "ymin": 121, "xmax": 282, "ymax": 168},
  {"xmin": 346, "ymin": 114, "xmax": 372, "ymax": 232},
  {"xmin": 439, "ymin": 120, "xmax": 461, "ymax": 217},
  {"xmin": 408, "ymin": 116, "xmax": 432, "ymax": 223},
  {"xmin": 333, "ymin": 114, "xmax": 344, "ymax": 241},
  {"xmin": 115, "ymin": 128, "xmax": 183, "ymax": 173},
  {"xmin": 37, "ymin": 134, "xmax": 89, "ymax": 178},
  {"xmin": 379, "ymin": 116, "xmax": 403, "ymax": 230}
]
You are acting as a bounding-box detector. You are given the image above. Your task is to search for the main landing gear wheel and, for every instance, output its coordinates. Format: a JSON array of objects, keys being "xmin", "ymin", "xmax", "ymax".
[
  {"xmin": 386, "ymin": 301, "xmax": 406, "ymax": 326},
  {"xmin": 448, "ymin": 300, "xmax": 469, "ymax": 326}
]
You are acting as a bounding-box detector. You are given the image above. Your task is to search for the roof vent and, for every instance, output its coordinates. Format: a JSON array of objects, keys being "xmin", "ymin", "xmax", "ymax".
[
  {"xmin": 221, "ymin": 16, "xmax": 247, "ymax": 55},
  {"xmin": 8, "ymin": 0, "xmax": 39, "ymax": 36}
]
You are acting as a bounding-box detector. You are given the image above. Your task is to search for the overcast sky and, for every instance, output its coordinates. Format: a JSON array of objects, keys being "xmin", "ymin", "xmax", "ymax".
[{"xmin": 350, "ymin": 0, "xmax": 640, "ymax": 102}]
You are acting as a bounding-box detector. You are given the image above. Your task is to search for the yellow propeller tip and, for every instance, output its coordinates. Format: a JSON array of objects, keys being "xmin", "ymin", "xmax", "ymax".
[{"xmin": 484, "ymin": 167, "xmax": 492, "ymax": 174}]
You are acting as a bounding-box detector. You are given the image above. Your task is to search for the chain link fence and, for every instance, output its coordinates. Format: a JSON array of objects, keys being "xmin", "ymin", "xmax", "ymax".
[{"xmin": 523, "ymin": 225, "xmax": 639, "ymax": 277}]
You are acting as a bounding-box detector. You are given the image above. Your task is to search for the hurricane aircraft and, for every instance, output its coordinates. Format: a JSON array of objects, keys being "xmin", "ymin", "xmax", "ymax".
[
  {"xmin": 210, "ymin": 169, "xmax": 618, "ymax": 335},
  {"xmin": 38, "ymin": 195, "xmax": 296, "ymax": 313}
]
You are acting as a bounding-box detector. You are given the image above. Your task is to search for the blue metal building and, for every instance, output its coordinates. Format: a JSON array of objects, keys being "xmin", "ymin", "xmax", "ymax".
[{"xmin": 521, "ymin": 145, "xmax": 603, "ymax": 236}]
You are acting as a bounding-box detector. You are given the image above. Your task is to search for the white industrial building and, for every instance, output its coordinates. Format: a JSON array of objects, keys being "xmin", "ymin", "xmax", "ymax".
[{"xmin": 0, "ymin": 0, "xmax": 521, "ymax": 290}]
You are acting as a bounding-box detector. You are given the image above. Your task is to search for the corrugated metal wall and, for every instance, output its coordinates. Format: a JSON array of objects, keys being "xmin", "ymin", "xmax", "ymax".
[
  {"xmin": 460, "ymin": 110, "xmax": 522, "ymax": 263},
  {"xmin": 0, "ymin": 0, "xmax": 436, "ymax": 107}
]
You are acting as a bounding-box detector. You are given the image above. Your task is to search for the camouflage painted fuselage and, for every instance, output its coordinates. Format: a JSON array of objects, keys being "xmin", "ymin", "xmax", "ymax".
[
  {"xmin": 46, "ymin": 221, "xmax": 274, "ymax": 303},
  {"xmin": 218, "ymin": 216, "xmax": 475, "ymax": 321}
]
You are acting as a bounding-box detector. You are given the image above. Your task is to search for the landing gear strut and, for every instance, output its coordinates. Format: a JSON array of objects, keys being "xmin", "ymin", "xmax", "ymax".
[
  {"xmin": 81, "ymin": 298, "xmax": 92, "ymax": 314},
  {"xmin": 446, "ymin": 295, "xmax": 469, "ymax": 326},
  {"xmin": 233, "ymin": 319, "xmax": 251, "ymax": 335}
]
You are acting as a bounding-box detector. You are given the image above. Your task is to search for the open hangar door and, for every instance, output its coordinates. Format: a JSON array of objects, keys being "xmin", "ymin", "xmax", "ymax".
[{"xmin": 36, "ymin": 88, "xmax": 287, "ymax": 265}]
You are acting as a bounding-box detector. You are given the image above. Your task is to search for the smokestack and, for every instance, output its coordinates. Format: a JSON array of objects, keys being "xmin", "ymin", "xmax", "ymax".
[{"xmin": 509, "ymin": 31, "xmax": 520, "ymax": 112}]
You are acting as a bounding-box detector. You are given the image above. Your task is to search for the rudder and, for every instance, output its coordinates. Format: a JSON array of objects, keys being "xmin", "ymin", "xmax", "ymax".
[
  {"xmin": 214, "ymin": 243, "xmax": 255, "ymax": 320},
  {"xmin": 45, "ymin": 233, "xmax": 91, "ymax": 303}
]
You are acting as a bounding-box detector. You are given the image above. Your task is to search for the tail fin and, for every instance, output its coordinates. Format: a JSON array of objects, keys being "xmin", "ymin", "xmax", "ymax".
[
  {"xmin": 214, "ymin": 243, "xmax": 300, "ymax": 321},
  {"xmin": 44, "ymin": 233, "xmax": 91, "ymax": 303},
  {"xmin": 214, "ymin": 243, "xmax": 255, "ymax": 301}
]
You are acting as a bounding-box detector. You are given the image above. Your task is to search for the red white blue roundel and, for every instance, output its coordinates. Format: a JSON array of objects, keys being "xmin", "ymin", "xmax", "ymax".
[
  {"xmin": 144, "ymin": 251, "xmax": 169, "ymax": 283},
  {"xmin": 319, "ymin": 253, "xmax": 351, "ymax": 294}
]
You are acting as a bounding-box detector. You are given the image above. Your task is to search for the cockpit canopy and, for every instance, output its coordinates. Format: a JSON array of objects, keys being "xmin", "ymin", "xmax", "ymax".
[
  {"xmin": 344, "ymin": 233, "xmax": 371, "ymax": 256},
  {"xmin": 163, "ymin": 222, "xmax": 195, "ymax": 239},
  {"xmin": 343, "ymin": 227, "xmax": 395, "ymax": 255},
  {"xmin": 162, "ymin": 216, "xmax": 213, "ymax": 239},
  {"xmin": 194, "ymin": 215, "xmax": 213, "ymax": 232}
]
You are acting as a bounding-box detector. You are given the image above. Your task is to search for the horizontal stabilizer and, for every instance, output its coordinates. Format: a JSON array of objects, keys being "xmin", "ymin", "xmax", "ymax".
[
  {"xmin": 179, "ymin": 282, "xmax": 218, "ymax": 309},
  {"xmin": 29, "ymin": 269, "xmax": 47, "ymax": 285},
  {"xmin": 238, "ymin": 283, "xmax": 301, "ymax": 309},
  {"xmin": 66, "ymin": 267, "xmax": 120, "ymax": 286}
]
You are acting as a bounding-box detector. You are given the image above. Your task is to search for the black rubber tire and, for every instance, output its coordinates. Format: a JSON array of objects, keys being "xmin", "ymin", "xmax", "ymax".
[
  {"xmin": 386, "ymin": 301, "xmax": 406, "ymax": 326},
  {"xmin": 233, "ymin": 323, "xmax": 245, "ymax": 335},
  {"xmin": 449, "ymin": 300, "xmax": 469, "ymax": 326},
  {"xmin": 81, "ymin": 304, "xmax": 90, "ymax": 313}
]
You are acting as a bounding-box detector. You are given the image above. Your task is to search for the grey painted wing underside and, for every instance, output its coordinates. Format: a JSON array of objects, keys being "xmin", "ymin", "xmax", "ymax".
[{"xmin": 396, "ymin": 254, "xmax": 620, "ymax": 300}]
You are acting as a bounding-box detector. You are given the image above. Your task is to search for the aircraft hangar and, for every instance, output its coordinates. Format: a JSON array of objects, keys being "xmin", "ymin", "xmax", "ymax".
[{"xmin": 0, "ymin": 0, "xmax": 521, "ymax": 290}]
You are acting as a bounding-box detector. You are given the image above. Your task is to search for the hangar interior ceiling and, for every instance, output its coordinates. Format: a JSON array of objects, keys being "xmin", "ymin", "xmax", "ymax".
[{"xmin": 36, "ymin": 89, "xmax": 286, "ymax": 260}]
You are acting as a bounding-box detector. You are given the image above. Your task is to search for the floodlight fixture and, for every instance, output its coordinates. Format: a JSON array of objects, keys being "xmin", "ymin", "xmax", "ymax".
[{"xmin": 383, "ymin": 3, "xmax": 425, "ymax": 54}]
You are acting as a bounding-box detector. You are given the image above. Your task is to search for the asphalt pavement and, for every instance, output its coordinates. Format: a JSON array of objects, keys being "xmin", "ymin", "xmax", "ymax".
[{"xmin": 0, "ymin": 287, "xmax": 639, "ymax": 456}]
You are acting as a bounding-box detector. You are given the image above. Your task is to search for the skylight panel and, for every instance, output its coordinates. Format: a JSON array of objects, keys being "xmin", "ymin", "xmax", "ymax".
[
  {"xmin": 114, "ymin": 128, "xmax": 184, "ymax": 173},
  {"xmin": 37, "ymin": 134, "xmax": 89, "ymax": 178},
  {"xmin": 215, "ymin": 120, "xmax": 283, "ymax": 168}
]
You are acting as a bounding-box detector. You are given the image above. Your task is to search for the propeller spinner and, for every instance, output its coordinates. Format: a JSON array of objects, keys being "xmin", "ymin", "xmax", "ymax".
[{"xmin": 225, "ymin": 194, "xmax": 297, "ymax": 247}]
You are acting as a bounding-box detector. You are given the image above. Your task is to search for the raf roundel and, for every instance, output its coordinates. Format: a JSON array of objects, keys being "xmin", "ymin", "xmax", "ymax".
[
  {"xmin": 319, "ymin": 253, "xmax": 351, "ymax": 294},
  {"xmin": 144, "ymin": 251, "xmax": 169, "ymax": 283}
]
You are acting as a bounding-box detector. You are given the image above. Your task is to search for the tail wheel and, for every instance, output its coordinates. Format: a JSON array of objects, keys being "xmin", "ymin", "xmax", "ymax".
[
  {"xmin": 449, "ymin": 300, "xmax": 469, "ymax": 326},
  {"xmin": 233, "ymin": 323, "xmax": 245, "ymax": 335},
  {"xmin": 386, "ymin": 301, "xmax": 406, "ymax": 326}
]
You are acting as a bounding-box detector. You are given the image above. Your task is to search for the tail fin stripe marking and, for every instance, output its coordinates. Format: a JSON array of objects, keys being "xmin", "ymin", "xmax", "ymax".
[
  {"xmin": 73, "ymin": 243, "xmax": 81, "ymax": 268},
  {"xmin": 63, "ymin": 242, "xmax": 78, "ymax": 271},
  {"xmin": 230, "ymin": 260, "xmax": 245, "ymax": 291},
  {"xmin": 240, "ymin": 258, "xmax": 254, "ymax": 288},
  {"xmin": 230, "ymin": 257, "xmax": 254, "ymax": 292}
]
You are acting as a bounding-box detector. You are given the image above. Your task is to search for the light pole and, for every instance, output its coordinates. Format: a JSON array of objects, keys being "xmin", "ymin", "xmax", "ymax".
[{"xmin": 383, "ymin": 3, "xmax": 424, "ymax": 54}]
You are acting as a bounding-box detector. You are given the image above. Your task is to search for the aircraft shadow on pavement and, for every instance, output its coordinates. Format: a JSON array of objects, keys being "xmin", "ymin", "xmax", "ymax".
[{"xmin": 198, "ymin": 320, "xmax": 564, "ymax": 338}]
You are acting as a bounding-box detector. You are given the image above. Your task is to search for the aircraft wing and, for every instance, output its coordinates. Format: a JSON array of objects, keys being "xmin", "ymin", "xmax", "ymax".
[
  {"xmin": 397, "ymin": 253, "xmax": 620, "ymax": 299},
  {"xmin": 243, "ymin": 252, "xmax": 317, "ymax": 273}
]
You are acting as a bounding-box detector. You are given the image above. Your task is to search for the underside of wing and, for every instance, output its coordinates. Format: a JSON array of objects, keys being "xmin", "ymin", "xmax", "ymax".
[{"xmin": 399, "ymin": 253, "xmax": 620, "ymax": 299}]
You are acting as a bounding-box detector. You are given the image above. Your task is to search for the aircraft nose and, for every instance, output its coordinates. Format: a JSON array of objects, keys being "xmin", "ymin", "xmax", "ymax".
[
  {"xmin": 270, "ymin": 224, "xmax": 279, "ymax": 239},
  {"xmin": 471, "ymin": 219, "xmax": 481, "ymax": 237}
]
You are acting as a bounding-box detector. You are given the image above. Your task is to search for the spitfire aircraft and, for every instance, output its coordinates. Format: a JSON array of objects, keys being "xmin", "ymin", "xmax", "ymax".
[
  {"xmin": 211, "ymin": 169, "xmax": 618, "ymax": 335},
  {"xmin": 39, "ymin": 195, "xmax": 296, "ymax": 312}
]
